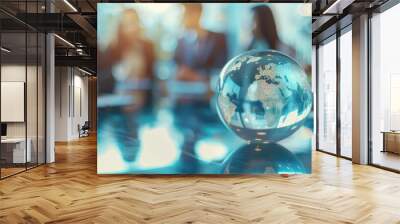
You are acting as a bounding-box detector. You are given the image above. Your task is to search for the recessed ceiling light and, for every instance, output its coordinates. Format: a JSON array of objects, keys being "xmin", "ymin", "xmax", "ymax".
[
  {"xmin": 322, "ymin": 0, "xmax": 354, "ymax": 15},
  {"xmin": 323, "ymin": 0, "xmax": 342, "ymax": 14}
]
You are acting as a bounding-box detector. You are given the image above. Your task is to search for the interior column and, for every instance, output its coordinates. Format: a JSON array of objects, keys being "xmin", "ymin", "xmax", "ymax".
[{"xmin": 352, "ymin": 14, "xmax": 369, "ymax": 164}]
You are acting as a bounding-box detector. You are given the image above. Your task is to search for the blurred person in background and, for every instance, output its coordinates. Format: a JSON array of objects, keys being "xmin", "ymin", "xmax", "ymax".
[
  {"xmin": 98, "ymin": 9, "xmax": 157, "ymax": 163},
  {"xmin": 98, "ymin": 8, "xmax": 155, "ymax": 111},
  {"xmin": 248, "ymin": 5, "xmax": 295, "ymax": 58},
  {"xmin": 174, "ymin": 3, "xmax": 228, "ymax": 84},
  {"xmin": 172, "ymin": 3, "xmax": 228, "ymax": 172}
]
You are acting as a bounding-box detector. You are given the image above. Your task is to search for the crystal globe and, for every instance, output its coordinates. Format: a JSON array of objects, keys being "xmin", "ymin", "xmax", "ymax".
[{"xmin": 216, "ymin": 50, "xmax": 312, "ymax": 143}]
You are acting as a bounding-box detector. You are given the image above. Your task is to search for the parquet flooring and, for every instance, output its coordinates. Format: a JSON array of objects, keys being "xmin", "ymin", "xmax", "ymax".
[
  {"xmin": 0, "ymin": 167, "xmax": 26, "ymax": 178},
  {"xmin": 1, "ymin": 135, "xmax": 400, "ymax": 223}
]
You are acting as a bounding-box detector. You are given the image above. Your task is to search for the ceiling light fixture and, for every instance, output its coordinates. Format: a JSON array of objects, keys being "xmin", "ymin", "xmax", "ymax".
[
  {"xmin": 54, "ymin": 34, "xmax": 75, "ymax": 48},
  {"xmin": 63, "ymin": 0, "xmax": 78, "ymax": 12},
  {"xmin": 1, "ymin": 47, "xmax": 11, "ymax": 53},
  {"xmin": 78, "ymin": 67, "xmax": 93, "ymax": 76},
  {"xmin": 322, "ymin": 0, "xmax": 342, "ymax": 14},
  {"xmin": 322, "ymin": 0, "xmax": 354, "ymax": 15}
]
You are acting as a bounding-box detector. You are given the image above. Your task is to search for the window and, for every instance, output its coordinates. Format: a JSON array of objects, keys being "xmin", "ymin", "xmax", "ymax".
[
  {"xmin": 317, "ymin": 37, "xmax": 337, "ymax": 154},
  {"xmin": 339, "ymin": 29, "xmax": 352, "ymax": 158},
  {"xmin": 370, "ymin": 3, "xmax": 400, "ymax": 171}
]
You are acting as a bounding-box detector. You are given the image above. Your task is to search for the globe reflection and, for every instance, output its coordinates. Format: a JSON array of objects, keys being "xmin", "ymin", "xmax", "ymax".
[
  {"xmin": 222, "ymin": 143, "xmax": 306, "ymax": 174},
  {"xmin": 216, "ymin": 50, "xmax": 312, "ymax": 142}
]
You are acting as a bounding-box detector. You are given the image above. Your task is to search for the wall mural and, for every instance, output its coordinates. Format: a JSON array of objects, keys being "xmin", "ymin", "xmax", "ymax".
[{"xmin": 97, "ymin": 3, "xmax": 313, "ymax": 174}]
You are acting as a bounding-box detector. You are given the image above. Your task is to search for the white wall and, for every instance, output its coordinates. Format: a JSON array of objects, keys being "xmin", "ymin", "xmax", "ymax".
[
  {"xmin": 55, "ymin": 67, "xmax": 89, "ymax": 141},
  {"xmin": 1, "ymin": 65, "xmax": 39, "ymax": 138},
  {"xmin": 1, "ymin": 65, "xmax": 25, "ymax": 134},
  {"xmin": 1, "ymin": 65, "xmax": 26, "ymax": 139},
  {"xmin": 1, "ymin": 82, "xmax": 25, "ymax": 122},
  {"xmin": 55, "ymin": 67, "xmax": 69, "ymax": 141},
  {"xmin": 72, "ymin": 73, "xmax": 89, "ymax": 138}
]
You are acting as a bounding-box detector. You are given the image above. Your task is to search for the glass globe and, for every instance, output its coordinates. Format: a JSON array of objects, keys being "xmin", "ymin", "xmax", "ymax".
[{"xmin": 216, "ymin": 50, "xmax": 312, "ymax": 143}]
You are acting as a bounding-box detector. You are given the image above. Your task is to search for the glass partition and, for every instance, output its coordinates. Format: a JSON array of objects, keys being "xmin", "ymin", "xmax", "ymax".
[
  {"xmin": 0, "ymin": 1, "xmax": 46, "ymax": 179},
  {"xmin": 1, "ymin": 30, "xmax": 28, "ymax": 177}
]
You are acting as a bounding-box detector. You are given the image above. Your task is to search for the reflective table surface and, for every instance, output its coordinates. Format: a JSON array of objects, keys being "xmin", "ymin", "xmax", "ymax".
[{"xmin": 98, "ymin": 83, "xmax": 312, "ymax": 174}]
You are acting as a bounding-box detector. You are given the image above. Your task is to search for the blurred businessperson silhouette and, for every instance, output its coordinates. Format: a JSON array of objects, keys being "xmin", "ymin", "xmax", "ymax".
[
  {"xmin": 174, "ymin": 3, "xmax": 228, "ymax": 83},
  {"xmin": 98, "ymin": 8, "xmax": 155, "ymax": 98},
  {"xmin": 248, "ymin": 5, "xmax": 295, "ymax": 57}
]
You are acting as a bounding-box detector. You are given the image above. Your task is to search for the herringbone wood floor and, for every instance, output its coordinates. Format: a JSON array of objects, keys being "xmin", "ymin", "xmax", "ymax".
[{"xmin": 1, "ymin": 135, "xmax": 400, "ymax": 224}]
